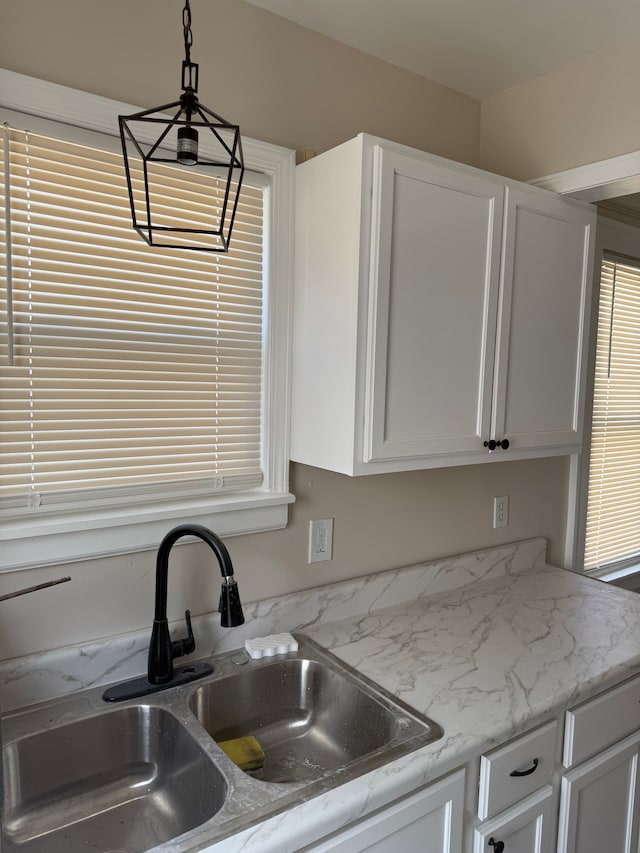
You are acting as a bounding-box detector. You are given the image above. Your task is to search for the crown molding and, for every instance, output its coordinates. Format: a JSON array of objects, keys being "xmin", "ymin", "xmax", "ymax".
[{"xmin": 530, "ymin": 149, "xmax": 640, "ymax": 201}]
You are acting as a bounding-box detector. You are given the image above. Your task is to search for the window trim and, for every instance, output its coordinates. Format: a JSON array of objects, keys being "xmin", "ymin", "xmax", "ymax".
[
  {"xmin": 0, "ymin": 69, "xmax": 295, "ymax": 570},
  {"xmin": 534, "ymin": 151, "xmax": 640, "ymax": 576}
]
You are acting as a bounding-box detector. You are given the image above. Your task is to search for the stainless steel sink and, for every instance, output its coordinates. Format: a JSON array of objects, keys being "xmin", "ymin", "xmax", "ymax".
[
  {"xmin": 190, "ymin": 656, "xmax": 423, "ymax": 783},
  {"xmin": 0, "ymin": 635, "xmax": 443, "ymax": 852},
  {"xmin": 2, "ymin": 705, "xmax": 226, "ymax": 853}
]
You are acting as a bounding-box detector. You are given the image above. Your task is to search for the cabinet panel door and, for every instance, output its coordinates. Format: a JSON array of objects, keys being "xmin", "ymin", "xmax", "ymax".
[
  {"xmin": 492, "ymin": 189, "xmax": 595, "ymax": 452},
  {"xmin": 563, "ymin": 674, "xmax": 640, "ymax": 768},
  {"xmin": 306, "ymin": 770, "xmax": 464, "ymax": 852},
  {"xmin": 473, "ymin": 787, "xmax": 555, "ymax": 853},
  {"xmin": 365, "ymin": 147, "xmax": 504, "ymax": 462},
  {"xmin": 557, "ymin": 732, "xmax": 640, "ymax": 853}
]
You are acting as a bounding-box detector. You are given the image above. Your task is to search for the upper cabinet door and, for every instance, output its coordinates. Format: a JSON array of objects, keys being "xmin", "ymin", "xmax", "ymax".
[
  {"xmin": 365, "ymin": 147, "xmax": 505, "ymax": 462},
  {"xmin": 491, "ymin": 188, "xmax": 595, "ymax": 452}
]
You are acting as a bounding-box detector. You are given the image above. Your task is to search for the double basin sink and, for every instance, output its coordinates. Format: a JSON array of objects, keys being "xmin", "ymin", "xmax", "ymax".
[{"xmin": 1, "ymin": 635, "xmax": 443, "ymax": 853}]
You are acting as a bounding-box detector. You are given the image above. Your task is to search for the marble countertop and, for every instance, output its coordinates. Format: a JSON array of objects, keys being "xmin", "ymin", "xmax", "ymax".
[
  {"xmin": 3, "ymin": 538, "xmax": 640, "ymax": 852},
  {"xmin": 306, "ymin": 562, "xmax": 640, "ymax": 766}
]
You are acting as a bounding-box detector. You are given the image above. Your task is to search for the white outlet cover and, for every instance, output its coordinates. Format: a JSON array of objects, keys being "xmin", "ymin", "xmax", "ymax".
[
  {"xmin": 493, "ymin": 495, "xmax": 509, "ymax": 529},
  {"xmin": 308, "ymin": 518, "xmax": 334, "ymax": 563}
]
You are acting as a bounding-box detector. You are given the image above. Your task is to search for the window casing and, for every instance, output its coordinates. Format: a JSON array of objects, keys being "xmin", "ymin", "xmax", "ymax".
[{"xmin": 0, "ymin": 70, "xmax": 294, "ymax": 570}]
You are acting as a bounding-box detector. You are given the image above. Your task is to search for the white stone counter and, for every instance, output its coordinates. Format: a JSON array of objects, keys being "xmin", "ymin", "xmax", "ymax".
[{"xmin": 306, "ymin": 559, "xmax": 640, "ymax": 759}]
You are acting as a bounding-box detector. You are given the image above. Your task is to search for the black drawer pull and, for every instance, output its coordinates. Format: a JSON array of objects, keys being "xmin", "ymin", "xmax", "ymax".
[{"xmin": 509, "ymin": 757, "xmax": 539, "ymax": 777}]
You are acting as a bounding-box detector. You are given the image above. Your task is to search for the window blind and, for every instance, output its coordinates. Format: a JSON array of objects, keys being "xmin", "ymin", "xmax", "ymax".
[
  {"xmin": 584, "ymin": 257, "xmax": 640, "ymax": 571},
  {"xmin": 0, "ymin": 125, "xmax": 265, "ymax": 513}
]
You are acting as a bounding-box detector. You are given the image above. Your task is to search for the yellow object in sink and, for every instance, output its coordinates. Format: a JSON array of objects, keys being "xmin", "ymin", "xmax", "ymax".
[{"xmin": 218, "ymin": 736, "xmax": 266, "ymax": 770}]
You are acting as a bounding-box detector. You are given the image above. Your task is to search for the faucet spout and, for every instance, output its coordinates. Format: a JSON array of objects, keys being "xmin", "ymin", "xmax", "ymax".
[{"xmin": 148, "ymin": 523, "xmax": 244, "ymax": 685}]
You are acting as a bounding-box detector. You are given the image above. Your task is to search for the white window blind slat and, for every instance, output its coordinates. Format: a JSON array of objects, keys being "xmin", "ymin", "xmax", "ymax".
[
  {"xmin": 1, "ymin": 126, "xmax": 266, "ymax": 512},
  {"xmin": 584, "ymin": 257, "xmax": 640, "ymax": 571}
]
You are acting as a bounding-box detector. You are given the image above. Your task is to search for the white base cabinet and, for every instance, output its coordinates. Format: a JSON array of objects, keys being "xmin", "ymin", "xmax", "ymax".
[
  {"xmin": 305, "ymin": 769, "xmax": 464, "ymax": 852},
  {"xmin": 291, "ymin": 133, "xmax": 595, "ymax": 475},
  {"xmin": 556, "ymin": 731, "xmax": 640, "ymax": 853},
  {"xmin": 472, "ymin": 674, "xmax": 640, "ymax": 853}
]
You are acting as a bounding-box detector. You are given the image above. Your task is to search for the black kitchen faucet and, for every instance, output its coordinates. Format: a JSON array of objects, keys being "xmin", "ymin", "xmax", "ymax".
[
  {"xmin": 148, "ymin": 523, "xmax": 244, "ymax": 684},
  {"xmin": 104, "ymin": 523, "xmax": 244, "ymax": 702}
]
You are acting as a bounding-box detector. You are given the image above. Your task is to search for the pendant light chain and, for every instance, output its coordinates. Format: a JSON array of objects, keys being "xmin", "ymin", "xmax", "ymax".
[{"xmin": 182, "ymin": 1, "xmax": 195, "ymax": 88}]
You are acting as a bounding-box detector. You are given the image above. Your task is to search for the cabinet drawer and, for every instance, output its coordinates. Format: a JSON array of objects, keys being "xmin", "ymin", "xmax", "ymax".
[
  {"xmin": 563, "ymin": 673, "xmax": 640, "ymax": 768},
  {"xmin": 478, "ymin": 721, "xmax": 557, "ymax": 820}
]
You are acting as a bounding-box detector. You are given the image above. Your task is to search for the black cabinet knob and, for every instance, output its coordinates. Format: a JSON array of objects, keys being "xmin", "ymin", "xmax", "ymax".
[
  {"xmin": 484, "ymin": 438, "xmax": 510, "ymax": 451},
  {"xmin": 488, "ymin": 839, "xmax": 505, "ymax": 853}
]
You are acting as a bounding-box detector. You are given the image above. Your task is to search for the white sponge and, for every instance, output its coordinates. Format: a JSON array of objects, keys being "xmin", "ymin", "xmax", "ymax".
[{"xmin": 244, "ymin": 632, "xmax": 299, "ymax": 659}]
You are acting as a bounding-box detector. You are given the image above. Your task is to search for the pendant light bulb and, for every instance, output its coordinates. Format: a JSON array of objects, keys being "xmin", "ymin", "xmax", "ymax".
[{"xmin": 177, "ymin": 125, "xmax": 199, "ymax": 166}]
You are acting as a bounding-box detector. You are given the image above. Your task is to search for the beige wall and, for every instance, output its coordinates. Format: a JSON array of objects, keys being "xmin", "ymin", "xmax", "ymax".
[
  {"xmin": 0, "ymin": 0, "xmax": 571, "ymax": 660},
  {"xmin": 0, "ymin": 458, "xmax": 569, "ymax": 659},
  {"xmin": 1, "ymin": 0, "xmax": 479, "ymax": 166},
  {"xmin": 480, "ymin": 36, "xmax": 640, "ymax": 181}
]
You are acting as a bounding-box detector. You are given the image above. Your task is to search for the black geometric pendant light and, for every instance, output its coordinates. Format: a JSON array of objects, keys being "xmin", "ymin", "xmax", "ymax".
[{"xmin": 119, "ymin": 0, "xmax": 244, "ymax": 252}]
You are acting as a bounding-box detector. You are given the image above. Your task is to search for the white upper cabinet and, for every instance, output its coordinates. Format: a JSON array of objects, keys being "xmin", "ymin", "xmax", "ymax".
[{"xmin": 290, "ymin": 134, "xmax": 595, "ymax": 475}]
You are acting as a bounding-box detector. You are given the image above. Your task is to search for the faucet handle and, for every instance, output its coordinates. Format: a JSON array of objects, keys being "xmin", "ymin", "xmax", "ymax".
[{"xmin": 171, "ymin": 609, "xmax": 196, "ymax": 659}]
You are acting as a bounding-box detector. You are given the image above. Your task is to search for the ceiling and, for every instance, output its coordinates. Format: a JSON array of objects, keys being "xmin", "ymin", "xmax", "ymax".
[{"xmin": 245, "ymin": 0, "xmax": 640, "ymax": 99}]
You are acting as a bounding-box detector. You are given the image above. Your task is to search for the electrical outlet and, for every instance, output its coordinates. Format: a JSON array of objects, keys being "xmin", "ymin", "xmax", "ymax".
[
  {"xmin": 493, "ymin": 495, "xmax": 509, "ymax": 528},
  {"xmin": 308, "ymin": 518, "xmax": 334, "ymax": 563}
]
